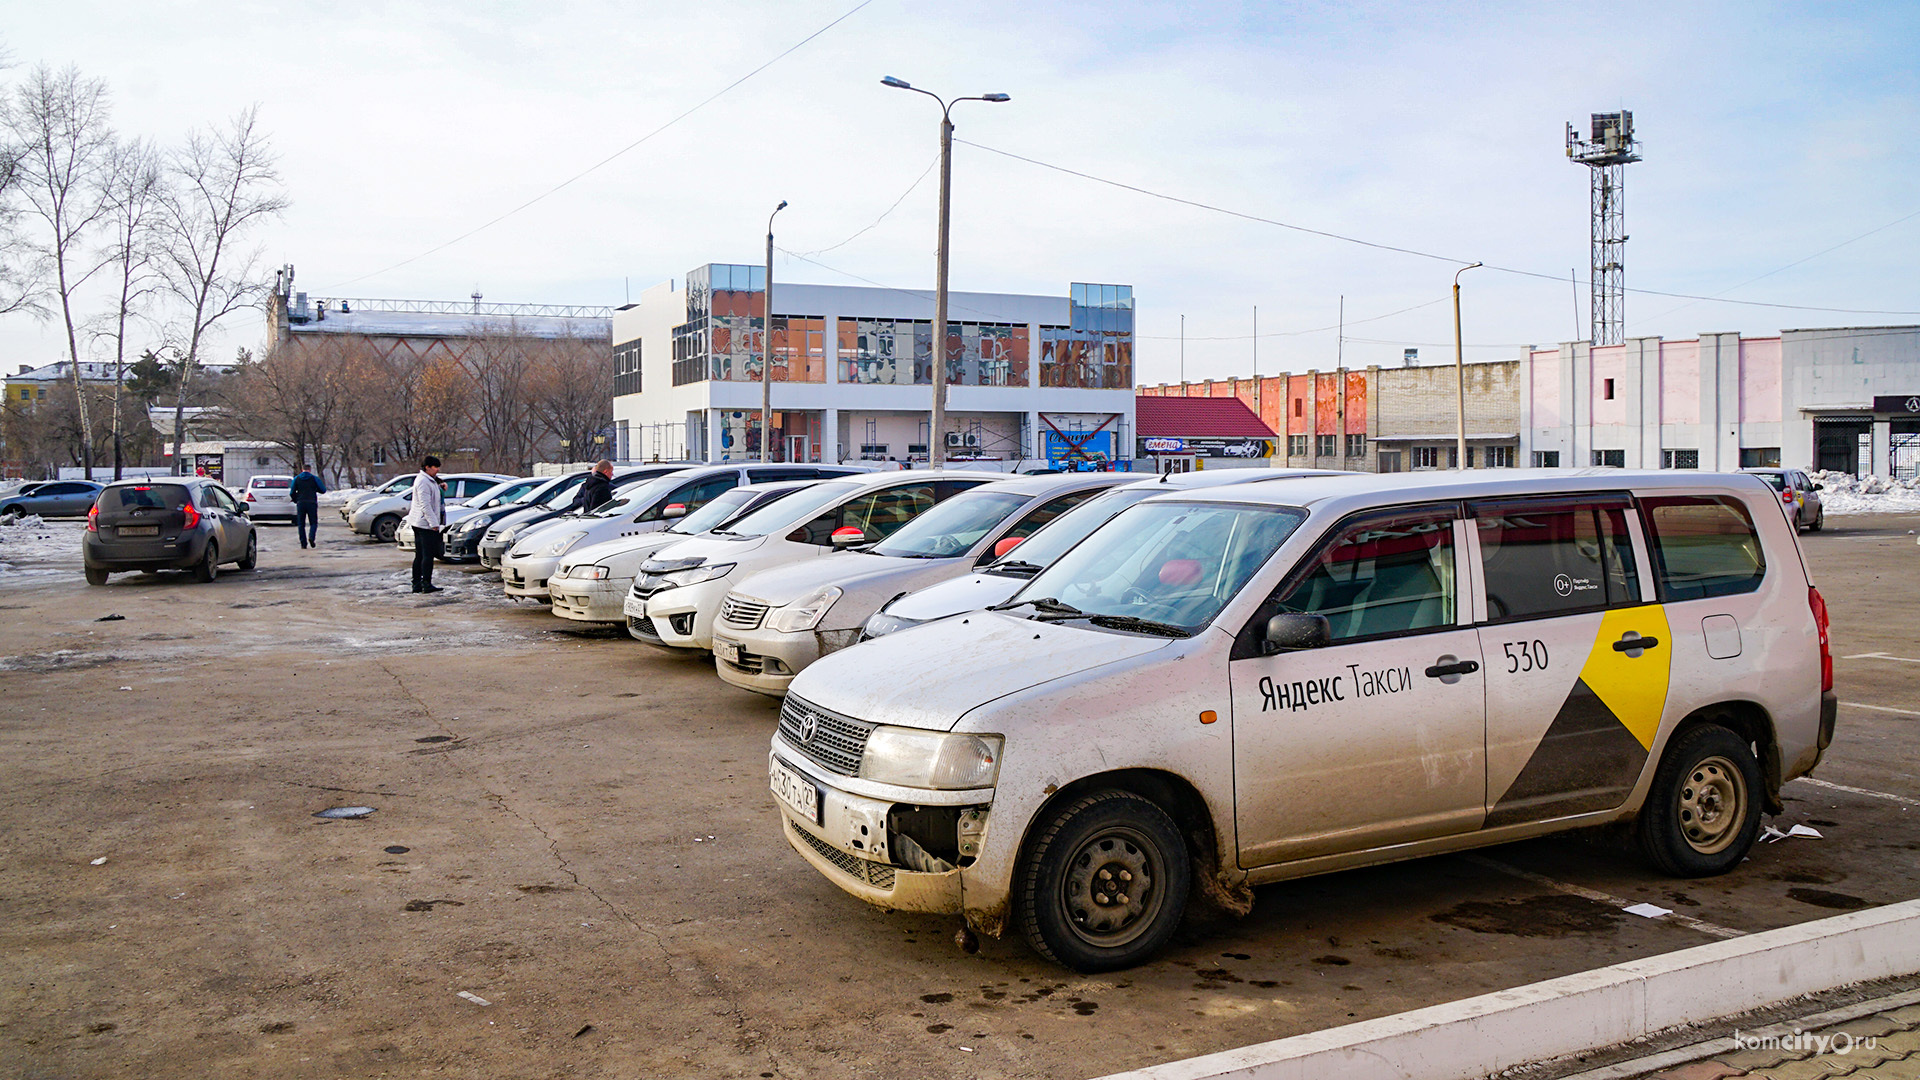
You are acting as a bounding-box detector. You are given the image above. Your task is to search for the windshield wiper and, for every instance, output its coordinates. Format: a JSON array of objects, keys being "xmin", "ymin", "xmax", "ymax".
[
  {"xmin": 1086, "ymin": 614, "xmax": 1191, "ymax": 638},
  {"xmin": 988, "ymin": 596, "xmax": 1084, "ymax": 619},
  {"xmin": 991, "ymin": 559, "xmax": 1045, "ymax": 576}
]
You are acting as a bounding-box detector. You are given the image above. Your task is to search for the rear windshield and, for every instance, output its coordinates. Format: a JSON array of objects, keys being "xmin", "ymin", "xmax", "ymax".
[
  {"xmin": 249, "ymin": 477, "xmax": 291, "ymax": 489},
  {"xmin": 103, "ymin": 484, "xmax": 191, "ymax": 511},
  {"xmin": 1755, "ymin": 473, "xmax": 1787, "ymax": 492},
  {"xmin": 1640, "ymin": 495, "xmax": 1766, "ymax": 601}
]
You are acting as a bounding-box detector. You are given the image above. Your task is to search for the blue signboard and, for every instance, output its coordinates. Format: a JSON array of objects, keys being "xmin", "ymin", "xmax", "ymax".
[{"xmin": 1045, "ymin": 430, "xmax": 1114, "ymax": 470}]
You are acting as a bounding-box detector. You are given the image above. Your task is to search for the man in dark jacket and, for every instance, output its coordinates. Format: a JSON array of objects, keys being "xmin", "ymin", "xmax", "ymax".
[
  {"xmin": 571, "ymin": 460, "xmax": 614, "ymax": 513},
  {"xmin": 290, "ymin": 467, "xmax": 327, "ymax": 549}
]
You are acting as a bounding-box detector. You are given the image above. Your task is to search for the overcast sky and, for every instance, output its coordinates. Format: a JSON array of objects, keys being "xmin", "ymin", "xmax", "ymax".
[{"xmin": 5, "ymin": 0, "xmax": 1918, "ymax": 385}]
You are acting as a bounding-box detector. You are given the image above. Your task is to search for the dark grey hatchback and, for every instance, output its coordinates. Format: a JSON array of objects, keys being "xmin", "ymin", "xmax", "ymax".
[{"xmin": 83, "ymin": 478, "xmax": 257, "ymax": 585}]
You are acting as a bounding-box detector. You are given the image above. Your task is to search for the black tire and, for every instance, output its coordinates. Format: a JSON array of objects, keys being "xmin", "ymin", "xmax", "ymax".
[
  {"xmin": 237, "ymin": 530, "xmax": 257, "ymax": 570},
  {"xmin": 85, "ymin": 567, "xmax": 108, "ymax": 586},
  {"xmin": 193, "ymin": 541, "xmax": 219, "ymax": 583},
  {"xmin": 1, "ymin": 505, "xmax": 23, "ymax": 520},
  {"xmin": 373, "ymin": 514, "xmax": 401, "ymax": 543},
  {"xmin": 1809, "ymin": 508, "xmax": 1824, "ymax": 532},
  {"xmin": 1016, "ymin": 790, "xmax": 1191, "ymax": 972},
  {"xmin": 1637, "ymin": 724, "xmax": 1764, "ymax": 877}
]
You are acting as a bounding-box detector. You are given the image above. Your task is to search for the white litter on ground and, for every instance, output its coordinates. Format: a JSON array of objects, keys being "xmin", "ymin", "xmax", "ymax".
[
  {"xmin": 1623, "ymin": 902, "xmax": 1673, "ymax": 919},
  {"xmin": 1809, "ymin": 471, "xmax": 1920, "ymax": 515},
  {"xmin": 456, "ymin": 991, "xmax": 492, "ymax": 1006}
]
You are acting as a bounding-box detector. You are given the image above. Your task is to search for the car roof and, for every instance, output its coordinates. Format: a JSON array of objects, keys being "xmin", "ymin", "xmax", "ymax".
[
  {"xmin": 967, "ymin": 472, "xmax": 1135, "ymax": 497},
  {"xmin": 103, "ymin": 477, "xmax": 191, "ymax": 488},
  {"xmin": 1155, "ymin": 468, "xmax": 1777, "ymax": 513}
]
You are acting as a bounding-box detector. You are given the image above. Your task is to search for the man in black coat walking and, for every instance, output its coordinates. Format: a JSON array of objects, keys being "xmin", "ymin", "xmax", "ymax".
[
  {"xmin": 289, "ymin": 467, "xmax": 327, "ymax": 548},
  {"xmin": 572, "ymin": 459, "xmax": 614, "ymax": 513}
]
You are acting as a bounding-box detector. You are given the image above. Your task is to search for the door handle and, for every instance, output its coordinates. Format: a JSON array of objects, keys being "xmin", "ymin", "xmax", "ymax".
[
  {"xmin": 1613, "ymin": 634, "xmax": 1661, "ymax": 653},
  {"xmin": 1424, "ymin": 660, "xmax": 1480, "ymax": 678}
]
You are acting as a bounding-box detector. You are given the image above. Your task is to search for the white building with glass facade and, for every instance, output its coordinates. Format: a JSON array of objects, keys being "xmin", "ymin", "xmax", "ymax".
[{"xmin": 610, "ymin": 265, "xmax": 1135, "ymax": 468}]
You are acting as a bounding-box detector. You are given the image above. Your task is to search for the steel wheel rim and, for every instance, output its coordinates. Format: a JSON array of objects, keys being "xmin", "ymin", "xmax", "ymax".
[
  {"xmin": 1057, "ymin": 826, "xmax": 1164, "ymax": 948},
  {"xmin": 1678, "ymin": 754, "xmax": 1745, "ymax": 854}
]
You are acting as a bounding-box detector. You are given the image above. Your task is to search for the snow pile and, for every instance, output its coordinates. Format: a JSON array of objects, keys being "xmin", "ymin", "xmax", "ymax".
[
  {"xmin": 318, "ymin": 487, "xmax": 365, "ymax": 507},
  {"xmin": 0, "ymin": 515, "xmax": 82, "ymax": 568},
  {"xmin": 1808, "ymin": 470, "xmax": 1920, "ymax": 515}
]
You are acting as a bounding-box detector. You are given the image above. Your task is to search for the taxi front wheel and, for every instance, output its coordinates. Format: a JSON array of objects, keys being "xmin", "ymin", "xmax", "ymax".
[
  {"xmin": 1017, "ymin": 790, "xmax": 1191, "ymax": 973},
  {"xmin": 1637, "ymin": 724, "xmax": 1763, "ymax": 877}
]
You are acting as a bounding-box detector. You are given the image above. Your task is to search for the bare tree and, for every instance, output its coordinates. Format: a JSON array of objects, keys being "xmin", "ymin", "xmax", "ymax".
[
  {"xmin": 156, "ymin": 105, "xmax": 287, "ymax": 472},
  {"xmin": 89, "ymin": 136, "xmax": 165, "ymax": 479},
  {"xmin": 0, "ymin": 43, "xmax": 40, "ymax": 319},
  {"xmin": 463, "ymin": 321, "xmax": 539, "ymax": 472},
  {"xmin": 224, "ymin": 336, "xmax": 360, "ymax": 481},
  {"xmin": 528, "ymin": 329, "xmax": 612, "ymax": 463},
  {"xmin": 3, "ymin": 64, "xmax": 115, "ymax": 477}
]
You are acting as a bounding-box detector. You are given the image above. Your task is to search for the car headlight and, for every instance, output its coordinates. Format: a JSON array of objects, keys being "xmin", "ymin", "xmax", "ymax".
[
  {"xmin": 857, "ymin": 727, "xmax": 1003, "ymax": 790},
  {"xmin": 767, "ymin": 585, "xmax": 841, "ymax": 633},
  {"xmin": 543, "ymin": 531, "xmax": 587, "ymax": 557},
  {"xmin": 570, "ymin": 565, "xmax": 611, "ymax": 580},
  {"xmin": 660, "ymin": 562, "xmax": 734, "ymax": 587},
  {"xmin": 861, "ymin": 609, "xmax": 923, "ymax": 639}
]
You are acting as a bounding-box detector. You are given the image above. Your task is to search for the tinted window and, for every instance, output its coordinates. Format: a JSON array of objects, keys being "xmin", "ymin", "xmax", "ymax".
[
  {"xmin": 102, "ymin": 485, "xmax": 190, "ymax": 511},
  {"xmin": 1276, "ymin": 507, "xmax": 1456, "ymax": 641},
  {"xmin": 250, "ymin": 477, "xmax": 291, "ymax": 490},
  {"xmin": 1472, "ymin": 498, "xmax": 1639, "ymax": 620},
  {"xmin": 659, "ymin": 474, "xmax": 740, "ymax": 517},
  {"xmin": 1756, "ymin": 473, "xmax": 1787, "ymax": 492},
  {"xmin": 1640, "ymin": 496, "xmax": 1766, "ymax": 601}
]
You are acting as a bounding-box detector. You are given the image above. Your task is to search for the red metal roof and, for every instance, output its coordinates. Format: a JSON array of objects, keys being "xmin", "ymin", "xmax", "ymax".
[{"xmin": 1135, "ymin": 394, "xmax": 1278, "ymax": 438}]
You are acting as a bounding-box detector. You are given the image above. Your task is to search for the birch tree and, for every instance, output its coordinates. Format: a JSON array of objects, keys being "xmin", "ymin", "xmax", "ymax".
[
  {"xmin": 89, "ymin": 136, "xmax": 165, "ymax": 478},
  {"xmin": 156, "ymin": 105, "xmax": 287, "ymax": 472},
  {"xmin": 3, "ymin": 64, "xmax": 115, "ymax": 477}
]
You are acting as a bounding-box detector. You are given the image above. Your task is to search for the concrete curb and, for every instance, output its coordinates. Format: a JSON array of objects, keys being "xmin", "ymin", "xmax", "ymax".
[{"xmin": 1098, "ymin": 898, "xmax": 1920, "ymax": 1080}]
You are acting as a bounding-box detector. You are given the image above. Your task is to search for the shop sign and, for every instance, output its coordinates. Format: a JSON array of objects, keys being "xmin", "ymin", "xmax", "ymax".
[
  {"xmin": 1186, "ymin": 438, "xmax": 1274, "ymax": 459},
  {"xmin": 1142, "ymin": 437, "xmax": 1186, "ymax": 453},
  {"xmin": 193, "ymin": 453, "xmax": 224, "ymax": 480},
  {"xmin": 1871, "ymin": 395, "xmax": 1920, "ymax": 415}
]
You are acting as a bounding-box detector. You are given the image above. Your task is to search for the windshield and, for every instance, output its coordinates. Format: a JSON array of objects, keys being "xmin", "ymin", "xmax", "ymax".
[
  {"xmin": 470, "ymin": 478, "xmax": 538, "ymax": 507},
  {"xmin": 1008, "ymin": 500, "xmax": 1308, "ymax": 634},
  {"xmin": 669, "ymin": 485, "xmax": 767, "ymax": 535},
  {"xmin": 870, "ymin": 490, "xmax": 1029, "ymax": 558},
  {"xmin": 377, "ymin": 475, "xmax": 414, "ymax": 494},
  {"xmin": 720, "ymin": 481, "xmax": 860, "ymax": 538},
  {"xmin": 988, "ymin": 485, "xmax": 1155, "ymax": 573},
  {"xmin": 587, "ymin": 473, "xmax": 689, "ymax": 520}
]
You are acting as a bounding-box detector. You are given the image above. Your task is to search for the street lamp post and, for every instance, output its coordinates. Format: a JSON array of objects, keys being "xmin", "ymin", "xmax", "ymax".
[
  {"xmin": 1453, "ymin": 261, "xmax": 1483, "ymax": 470},
  {"xmin": 761, "ymin": 200, "xmax": 787, "ymax": 463},
  {"xmin": 881, "ymin": 76, "xmax": 1009, "ymax": 468}
]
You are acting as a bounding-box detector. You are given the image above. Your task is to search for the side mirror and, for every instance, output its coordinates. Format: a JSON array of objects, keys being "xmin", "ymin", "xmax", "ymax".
[
  {"xmin": 992, "ymin": 535, "xmax": 1025, "ymax": 559},
  {"xmin": 662, "ymin": 502, "xmax": 687, "ymax": 519},
  {"xmin": 830, "ymin": 526, "xmax": 866, "ymax": 546},
  {"xmin": 1263, "ymin": 613, "xmax": 1330, "ymax": 655},
  {"xmin": 234, "ymin": 502, "xmax": 249, "ymax": 516},
  {"xmin": 1812, "ymin": 482, "xmax": 1824, "ymax": 491}
]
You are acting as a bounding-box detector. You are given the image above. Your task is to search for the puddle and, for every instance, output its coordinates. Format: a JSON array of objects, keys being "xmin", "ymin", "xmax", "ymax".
[
  {"xmin": 1786, "ymin": 888, "xmax": 1870, "ymax": 910},
  {"xmin": 1430, "ymin": 894, "xmax": 1624, "ymax": 937}
]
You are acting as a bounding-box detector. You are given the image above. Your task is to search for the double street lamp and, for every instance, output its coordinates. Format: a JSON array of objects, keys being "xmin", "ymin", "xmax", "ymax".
[
  {"xmin": 881, "ymin": 75, "xmax": 1010, "ymax": 468},
  {"xmin": 1453, "ymin": 262, "xmax": 1483, "ymax": 470},
  {"xmin": 761, "ymin": 199, "xmax": 787, "ymax": 462}
]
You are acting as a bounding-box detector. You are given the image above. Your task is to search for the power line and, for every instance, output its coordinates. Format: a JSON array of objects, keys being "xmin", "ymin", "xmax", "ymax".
[
  {"xmin": 792, "ymin": 152, "xmax": 940, "ymax": 258},
  {"xmin": 957, "ymin": 138, "xmax": 1920, "ymax": 318},
  {"xmin": 321, "ymin": 0, "xmax": 878, "ymax": 292},
  {"xmin": 1639, "ymin": 208, "xmax": 1920, "ymax": 324},
  {"xmin": 1136, "ymin": 296, "xmax": 1448, "ymax": 340}
]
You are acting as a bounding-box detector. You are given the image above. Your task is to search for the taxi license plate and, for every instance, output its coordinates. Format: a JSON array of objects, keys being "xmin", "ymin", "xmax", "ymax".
[
  {"xmin": 715, "ymin": 639, "xmax": 743, "ymax": 665},
  {"xmin": 118, "ymin": 525, "xmax": 158, "ymax": 536},
  {"xmin": 770, "ymin": 758, "xmax": 820, "ymax": 824}
]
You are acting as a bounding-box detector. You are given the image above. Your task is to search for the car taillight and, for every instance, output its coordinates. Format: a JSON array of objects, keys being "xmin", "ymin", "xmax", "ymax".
[
  {"xmin": 1783, "ymin": 490, "xmax": 1794, "ymax": 503},
  {"xmin": 86, "ymin": 505, "xmax": 98, "ymax": 532},
  {"xmin": 245, "ymin": 491, "xmax": 255, "ymax": 502},
  {"xmin": 182, "ymin": 502, "xmax": 200, "ymax": 529},
  {"xmin": 1809, "ymin": 586, "xmax": 1833, "ymax": 693}
]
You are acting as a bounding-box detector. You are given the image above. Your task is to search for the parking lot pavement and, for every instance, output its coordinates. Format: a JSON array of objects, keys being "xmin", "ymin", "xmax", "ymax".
[{"xmin": 0, "ymin": 513, "xmax": 1915, "ymax": 1079}]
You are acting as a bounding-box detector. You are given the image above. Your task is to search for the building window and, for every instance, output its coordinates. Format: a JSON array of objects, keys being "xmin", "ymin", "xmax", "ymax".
[
  {"xmin": 1740, "ymin": 447, "xmax": 1782, "ymax": 468},
  {"xmin": 1464, "ymin": 447, "xmax": 1475, "ymax": 468},
  {"xmin": 1485, "ymin": 445, "xmax": 1516, "ymax": 468},
  {"xmin": 1039, "ymin": 285, "xmax": 1132, "ymax": 388},
  {"xmin": 1592, "ymin": 449, "xmax": 1625, "ymax": 467},
  {"xmin": 371, "ymin": 445, "xmax": 387, "ymax": 465},
  {"xmin": 613, "ymin": 339, "xmax": 642, "ymax": 397},
  {"xmin": 1411, "ymin": 445, "xmax": 1440, "ymax": 469},
  {"xmin": 1662, "ymin": 449, "xmax": 1700, "ymax": 470},
  {"xmin": 1316, "ymin": 433, "xmax": 1337, "ymax": 457},
  {"xmin": 1288, "ymin": 434, "xmax": 1308, "ymax": 457},
  {"xmin": 1602, "ymin": 378, "xmax": 1616, "ymax": 400},
  {"xmin": 1293, "ymin": 398, "xmax": 1303, "ymax": 418},
  {"xmin": 1345, "ymin": 433, "xmax": 1365, "ymax": 458},
  {"xmin": 845, "ymin": 319, "xmax": 1027, "ymax": 387},
  {"xmin": 1533, "ymin": 450, "xmax": 1560, "ymax": 468},
  {"xmin": 1377, "ymin": 450, "xmax": 1402, "ymax": 473}
]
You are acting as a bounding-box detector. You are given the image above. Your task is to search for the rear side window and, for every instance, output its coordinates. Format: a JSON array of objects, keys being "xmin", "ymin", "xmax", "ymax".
[
  {"xmin": 102, "ymin": 485, "xmax": 189, "ymax": 511},
  {"xmin": 1639, "ymin": 496, "xmax": 1766, "ymax": 601},
  {"xmin": 1471, "ymin": 497, "xmax": 1640, "ymax": 620}
]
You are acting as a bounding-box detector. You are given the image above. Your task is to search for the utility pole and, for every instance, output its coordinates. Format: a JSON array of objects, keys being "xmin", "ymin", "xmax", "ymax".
[
  {"xmin": 1179, "ymin": 314, "xmax": 1185, "ymax": 384},
  {"xmin": 1454, "ymin": 262, "xmax": 1483, "ymax": 470}
]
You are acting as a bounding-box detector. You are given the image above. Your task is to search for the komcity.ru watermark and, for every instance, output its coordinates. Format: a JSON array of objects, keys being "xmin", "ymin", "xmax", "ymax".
[{"xmin": 1731, "ymin": 1029, "xmax": 1878, "ymax": 1055}]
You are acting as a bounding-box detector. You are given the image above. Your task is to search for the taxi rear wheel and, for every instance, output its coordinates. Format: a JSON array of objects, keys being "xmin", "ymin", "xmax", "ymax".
[
  {"xmin": 1017, "ymin": 790, "xmax": 1190, "ymax": 972},
  {"xmin": 1637, "ymin": 724, "xmax": 1762, "ymax": 877}
]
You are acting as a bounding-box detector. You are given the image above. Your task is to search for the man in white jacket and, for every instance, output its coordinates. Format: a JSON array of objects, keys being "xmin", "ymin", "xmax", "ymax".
[{"xmin": 406, "ymin": 455, "xmax": 446, "ymax": 593}]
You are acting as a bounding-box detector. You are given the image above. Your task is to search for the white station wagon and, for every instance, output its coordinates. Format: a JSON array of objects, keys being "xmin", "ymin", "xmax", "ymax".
[{"xmin": 768, "ymin": 469, "xmax": 1836, "ymax": 971}]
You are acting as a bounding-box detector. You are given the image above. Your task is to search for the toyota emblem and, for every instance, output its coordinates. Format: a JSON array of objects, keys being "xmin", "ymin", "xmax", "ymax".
[{"xmin": 798, "ymin": 711, "xmax": 819, "ymax": 744}]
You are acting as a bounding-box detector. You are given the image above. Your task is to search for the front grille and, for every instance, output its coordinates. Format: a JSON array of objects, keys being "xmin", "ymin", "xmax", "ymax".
[
  {"xmin": 628, "ymin": 615, "xmax": 661, "ymax": 641},
  {"xmin": 778, "ymin": 695, "xmax": 875, "ymax": 777},
  {"xmin": 791, "ymin": 820, "xmax": 895, "ymax": 890},
  {"xmin": 720, "ymin": 594, "xmax": 769, "ymax": 630}
]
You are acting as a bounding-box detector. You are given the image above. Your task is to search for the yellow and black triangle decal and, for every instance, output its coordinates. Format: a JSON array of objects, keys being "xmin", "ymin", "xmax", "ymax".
[{"xmin": 1486, "ymin": 607, "xmax": 1671, "ymax": 828}]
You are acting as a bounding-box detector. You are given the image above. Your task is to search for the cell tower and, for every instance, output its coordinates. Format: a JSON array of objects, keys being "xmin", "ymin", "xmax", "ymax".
[{"xmin": 1566, "ymin": 111, "xmax": 1641, "ymax": 346}]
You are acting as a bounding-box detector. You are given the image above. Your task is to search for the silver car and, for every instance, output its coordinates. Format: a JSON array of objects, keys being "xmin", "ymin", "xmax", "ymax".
[{"xmin": 1743, "ymin": 468, "xmax": 1825, "ymax": 531}]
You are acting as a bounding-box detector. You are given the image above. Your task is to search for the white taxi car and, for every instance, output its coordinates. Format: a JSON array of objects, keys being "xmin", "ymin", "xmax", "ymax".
[
  {"xmin": 768, "ymin": 469, "xmax": 1836, "ymax": 971},
  {"xmin": 711, "ymin": 473, "xmax": 1127, "ymax": 695},
  {"xmin": 549, "ymin": 480, "xmax": 821, "ymax": 625},
  {"xmin": 628, "ymin": 471, "xmax": 1001, "ymax": 652}
]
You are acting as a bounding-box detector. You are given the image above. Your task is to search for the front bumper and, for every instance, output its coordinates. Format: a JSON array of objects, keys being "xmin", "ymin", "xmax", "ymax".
[
  {"xmin": 635, "ymin": 578, "xmax": 731, "ymax": 651},
  {"xmin": 550, "ymin": 577, "xmax": 631, "ymax": 623},
  {"xmin": 768, "ymin": 750, "xmax": 966, "ymax": 915},
  {"xmin": 478, "ymin": 538, "xmax": 510, "ymax": 569},
  {"xmin": 501, "ymin": 553, "xmax": 562, "ymax": 598},
  {"xmin": 714, "ymin": 625, "xmax": 827, "ymax": 696}
]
